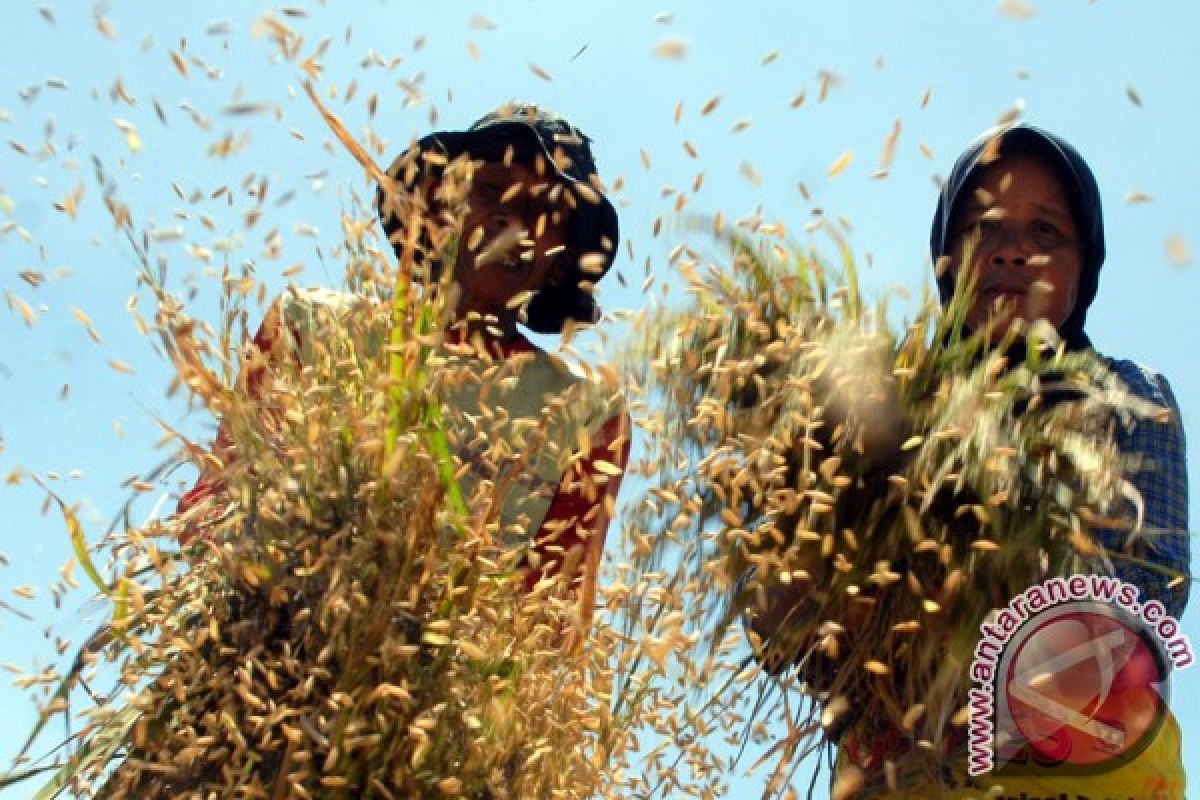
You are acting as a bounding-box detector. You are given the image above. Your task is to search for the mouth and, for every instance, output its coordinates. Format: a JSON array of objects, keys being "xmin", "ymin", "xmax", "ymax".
[
  {"xmin": 498, "ymin": 255, "xmax": 528, "ymax": 273},
  {"xmin": 476, "ymin": 245, "xmax": 527, "ymax": 273},
  {"xmin": 980, "ymin": 286, "xmax": 1027, "ymax": 299}
]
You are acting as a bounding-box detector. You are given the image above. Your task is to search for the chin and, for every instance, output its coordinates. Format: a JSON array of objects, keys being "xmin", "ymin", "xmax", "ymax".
[{"xmin": 967, "ymin": 310, "xmax": 1020, "ymax": 342}]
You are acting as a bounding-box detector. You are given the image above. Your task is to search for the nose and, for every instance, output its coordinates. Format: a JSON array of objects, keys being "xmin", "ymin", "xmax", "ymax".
[
  {"xmin": 485, "ymin": 214, "xmax": 529, "ymax": 254},
  {"xmin": 991, "ymin": 251, "xmax": 1027, "ymax": 268},
  {"xmin": 988, "ymin": 229, "xmax": 1031, "ymax": 268}
]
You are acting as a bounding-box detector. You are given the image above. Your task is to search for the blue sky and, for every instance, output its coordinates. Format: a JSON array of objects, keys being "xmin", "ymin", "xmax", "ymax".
[{"xmin": 1, "ymin": 2, "xmax": 1197, "ymax": 797}]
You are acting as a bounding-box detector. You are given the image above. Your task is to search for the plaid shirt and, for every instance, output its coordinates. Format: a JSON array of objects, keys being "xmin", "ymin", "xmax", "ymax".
[{"xmin": 1097, "ymin": 359, "xmax": 1191, "ymax": 619}]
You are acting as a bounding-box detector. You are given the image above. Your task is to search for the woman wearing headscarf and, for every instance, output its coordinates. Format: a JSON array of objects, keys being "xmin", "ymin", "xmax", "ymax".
[
  {"xmin": 929, "ymin": 124, "xmax": 1189, "ymax": 621},
  {"xmin": 848, "ymin": 122, "xmax": 1191, "ymax": 798}
]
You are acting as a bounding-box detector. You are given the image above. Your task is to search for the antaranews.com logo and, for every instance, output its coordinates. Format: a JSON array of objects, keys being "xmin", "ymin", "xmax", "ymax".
[{"xmin": 967, "ymin": 574, "xmax": 1192, "ymax": 776}]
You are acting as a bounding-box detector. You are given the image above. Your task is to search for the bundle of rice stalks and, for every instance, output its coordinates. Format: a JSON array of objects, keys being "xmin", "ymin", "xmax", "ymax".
[
  {"xmin": 625, "ymin": 225, "xmax": 1157, "ymax": 792},
  {"xmin": 3, "ymin": 254, "xmax": 615, "ymax": 800},
  {"xmin": 1, "ymin": 117, "xmax": 654, "ymax": 800}
]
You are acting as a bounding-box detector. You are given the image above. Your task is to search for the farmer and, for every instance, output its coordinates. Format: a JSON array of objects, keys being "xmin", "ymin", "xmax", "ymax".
[
  {"xmin": 747, "ymin": 123, "xmax": 1190, "ymax": 797},
  {"xmin": 179, "ymin": 103, "xmax": 630, "ymax": 633},
  {"xmin": 929, "ymin": 123, "xmax": 1189, "ymax": 617},
  {"xmin": 873, "ymin": 123, "xmax": 1189, "ymax": 797}
]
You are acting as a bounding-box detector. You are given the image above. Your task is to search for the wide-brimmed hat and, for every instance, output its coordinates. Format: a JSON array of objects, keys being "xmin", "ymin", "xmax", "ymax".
[{"xmin": 376, "ymin": 104, "xmax": 619, "ymax": 333}]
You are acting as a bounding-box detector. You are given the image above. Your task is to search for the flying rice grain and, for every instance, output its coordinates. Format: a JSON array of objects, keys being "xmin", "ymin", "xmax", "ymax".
[{"xmin": 652, "ymin": 37, "xmax": 687, "ymax": 60}]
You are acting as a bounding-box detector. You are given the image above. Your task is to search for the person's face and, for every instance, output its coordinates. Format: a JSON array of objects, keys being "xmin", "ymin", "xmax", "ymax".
[
  {"xmin": 451, "ymin": 160, "xmax": 572, "ymax": 320},
  {"xmin": 948, "ymin": 152, "xmax": 1083, "ymax": 340}
]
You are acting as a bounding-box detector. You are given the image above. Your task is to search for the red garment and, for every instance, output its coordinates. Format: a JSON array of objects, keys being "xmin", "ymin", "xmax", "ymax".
[{"xmin": 523, "ymin": 411, "xmax": 631, "ymax": 595}]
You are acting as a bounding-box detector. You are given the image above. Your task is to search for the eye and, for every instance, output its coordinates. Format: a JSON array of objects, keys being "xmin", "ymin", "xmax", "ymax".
[
  {"xmin": 973, "ymin": 218, "xmax": 1003, "ymax": 242},
  {"xmin": 1029, "ymin": 219, "xmax": 1067, "ymax": 248}
]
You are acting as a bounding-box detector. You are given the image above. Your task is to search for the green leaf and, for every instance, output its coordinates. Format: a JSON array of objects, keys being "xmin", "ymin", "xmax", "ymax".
[
  {"xmin": 422, "ymin": 404, "xmax": 467, "ymax": 522},
  {"xmin": 47, "ymin": 486, "xmax": 108, "ymax": 597},
  {"xmin": 112, "ymin": 578, "xmax": 130, "ymax": 631}
]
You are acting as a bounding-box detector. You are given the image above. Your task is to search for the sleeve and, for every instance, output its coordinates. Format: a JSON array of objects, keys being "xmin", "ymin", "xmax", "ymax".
[
  {"xmin": 1096, "ymin": 366, "xmax": 1190, "ymax": 618},
  {"xmin": 522, "ymin": 409, "xmax": 632, "ymax": 628}
]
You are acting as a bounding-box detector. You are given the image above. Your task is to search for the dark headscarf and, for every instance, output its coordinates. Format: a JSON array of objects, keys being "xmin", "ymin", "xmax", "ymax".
[{"xmin": 929, "ymin": 124, "xmax": 1105, "ymax": 351}]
